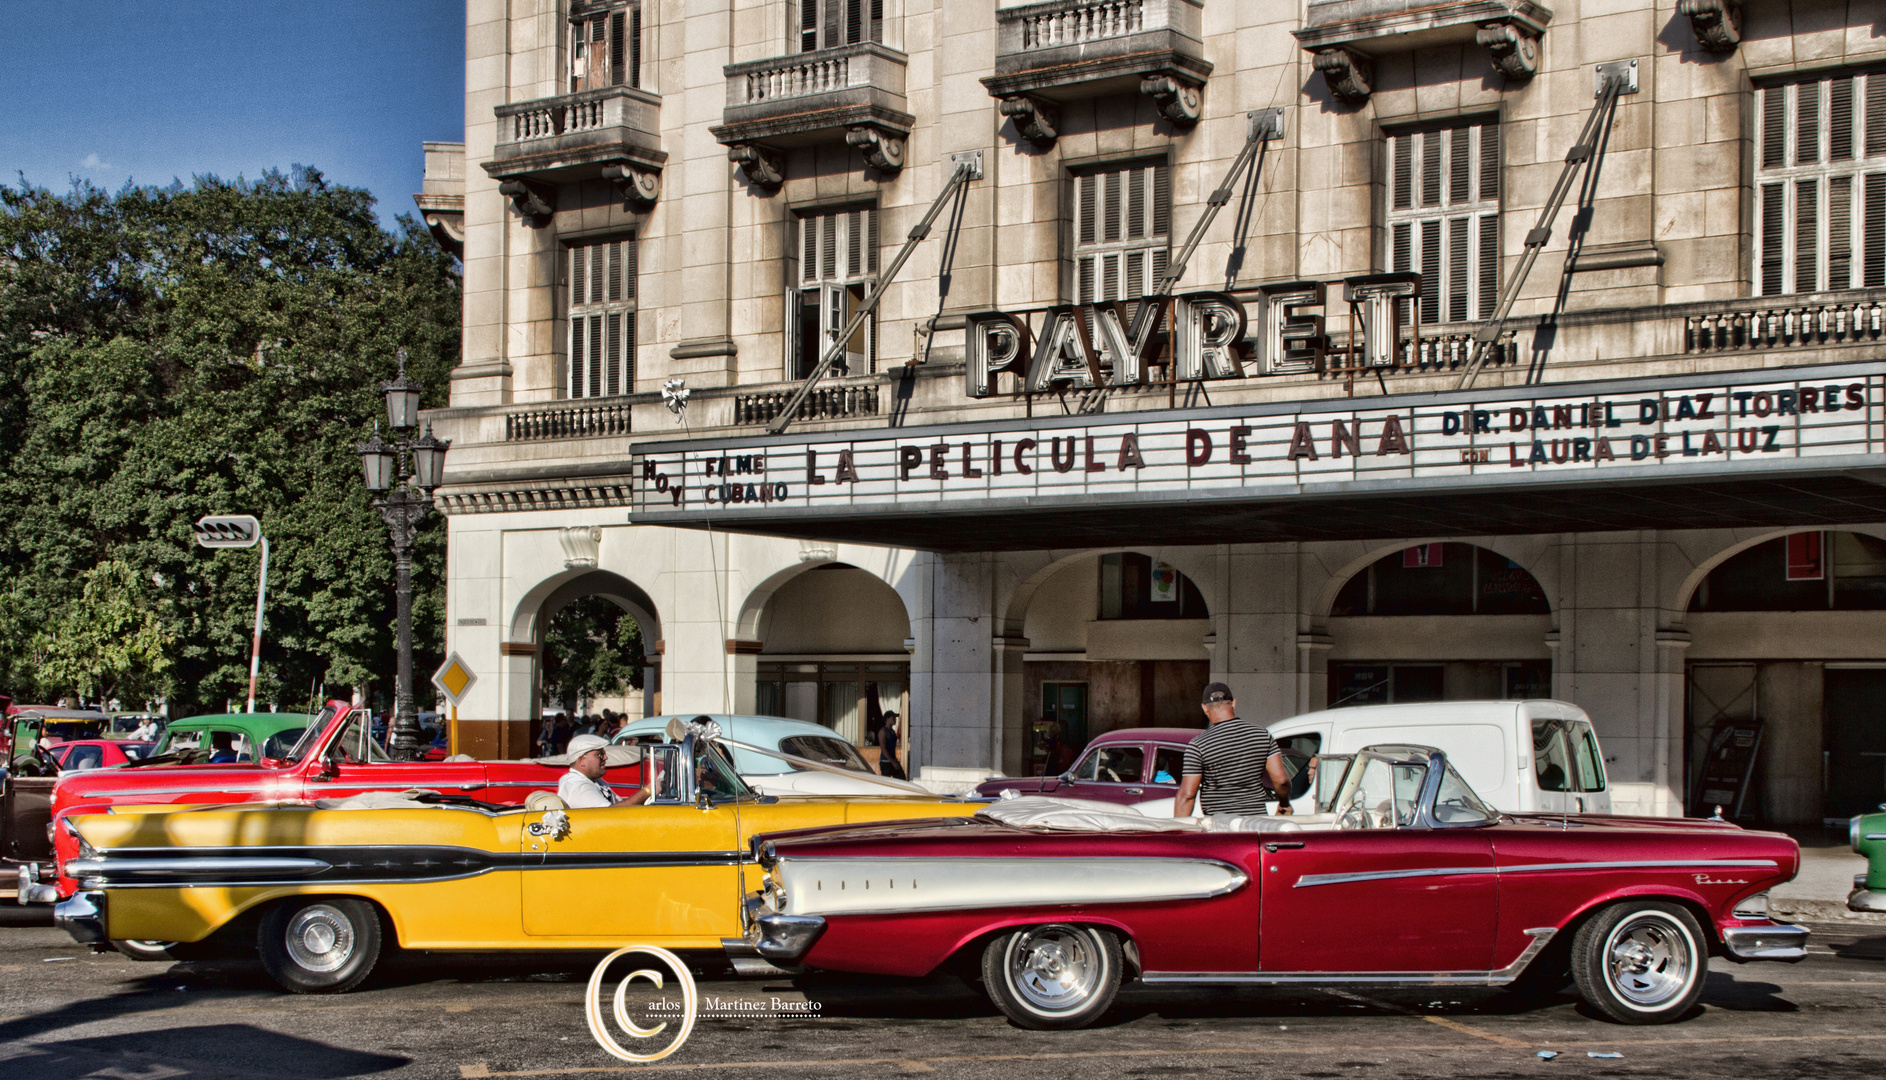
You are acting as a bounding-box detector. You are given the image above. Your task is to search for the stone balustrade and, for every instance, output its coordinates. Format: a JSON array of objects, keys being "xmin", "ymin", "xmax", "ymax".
[
  {"xmin": 1685, "ymin": 294, "xmax": 1886, "ymax": 355},
  {"xmin": 505, "ymin": 402, "xmax": 633, "ymax": 442},
  {"xmin": 725, "ymin": 43, "xmax": 908, "ymax": 108},
  {"xmin": 734, "ymin": 383, "xmax": 882, "ymax": 426},
  {"xmin": 496, "ymin": 85, "xmax": 656, "ymax": 146},
  {"xmin": 1014, "ymin": 0, "xmax": 1146, "ymax": 50}
]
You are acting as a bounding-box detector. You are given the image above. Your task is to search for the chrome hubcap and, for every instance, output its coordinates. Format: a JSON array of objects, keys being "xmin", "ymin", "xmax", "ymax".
[
  {"xmin": 285, "ymin": 905, "xmax": 355, "ymax": 973},
  {"xmin": 1008, "ymin": 925, "xmax": 1100, "ymax": 1014},
  {"xmin": 1603, "ymin": 914, "xmax": 1692, "ymax": 1008}
]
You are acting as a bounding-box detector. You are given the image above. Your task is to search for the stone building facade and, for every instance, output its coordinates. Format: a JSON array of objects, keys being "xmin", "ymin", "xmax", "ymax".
[{"xmin": 420, "ymin": 0, "xmax": 1886, "ymax": 824}]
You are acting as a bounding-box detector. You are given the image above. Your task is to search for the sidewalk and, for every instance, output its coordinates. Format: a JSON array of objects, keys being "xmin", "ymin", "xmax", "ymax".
[{"xmin": 1766, "ymin": 827, "xmax": 1884, "ymax": 925}]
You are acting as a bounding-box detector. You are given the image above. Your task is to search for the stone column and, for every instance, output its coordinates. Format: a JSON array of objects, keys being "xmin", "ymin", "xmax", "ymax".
[
  {"xmin": 907, "ymin": 553, "xmax": 1000, "ymax": 775},
  {"xmin": 1652, "ymin": 630, "xmax": 1692, "ymax": 817},
  {"xmin": 992, "ymin": 633, "xmax": 1031, "ymax": 778}
]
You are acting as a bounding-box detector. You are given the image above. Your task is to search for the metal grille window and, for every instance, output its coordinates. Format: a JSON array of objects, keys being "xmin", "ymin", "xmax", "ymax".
[
  {"xmin": 1073, "ymin": 161, "xmax": 1171, "ymax": 308},
  {"xmin": 796, "ymin": 206, "xmax": 878, "ymax": 377},
  {"xmin": 571, "ymin": 2, "xmax": 641, "ymax": 92},
  {"xmin": 1386, "ymin": 120, "xmax": 1501, "ymax": 324},
  {"xmin": 800, "ymin": 0, "xmax": 883, "ymax": 52},
  {"xmin": 567, "ymin": 238, "xmax": 637, "ymax": 398},
  {"xmin": 1754, "ymin": 72, "xmax": 1886, "ymax": 296}
]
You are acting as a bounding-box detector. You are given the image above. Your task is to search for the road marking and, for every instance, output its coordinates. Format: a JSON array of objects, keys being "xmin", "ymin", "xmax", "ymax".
[
  {"xmin": 1422, "ymin": 1015, "xmax": 1528, "ymax": 1046},
  {"xmin": 455, "ymin": 1034, "xmax": 1886, "ymax": 1077}
]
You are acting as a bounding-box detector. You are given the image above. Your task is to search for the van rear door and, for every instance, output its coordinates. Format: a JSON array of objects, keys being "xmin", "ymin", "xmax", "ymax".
[{"xmin": 1524, "ymin": 705, "xmax": 1610, "ymax": 814}]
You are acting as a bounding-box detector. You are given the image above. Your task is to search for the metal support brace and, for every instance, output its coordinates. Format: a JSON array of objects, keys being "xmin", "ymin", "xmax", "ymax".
[
  {"xmin": 767, "ymin": 151, "xmax": 985, "ymax": 435},
  {"xmin": 1126, "ymin": 108, "xmax": 1286, "ymax": 345},
  {"xmin": 1455, "ymin": 61, "xmax": 1637, "ymax": 390}
]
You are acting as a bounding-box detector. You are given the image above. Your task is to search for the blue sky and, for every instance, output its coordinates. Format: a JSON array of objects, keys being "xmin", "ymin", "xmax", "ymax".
[{"xmin": 0, "ymin": 0, "xmax": 464, "ymax": 229}]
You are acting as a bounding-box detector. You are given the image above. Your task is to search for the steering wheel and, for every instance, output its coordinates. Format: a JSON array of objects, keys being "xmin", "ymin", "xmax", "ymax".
[
  {"xmin": 1101, "ymin": 767, "xmax": 1123, "ymax": 782},
  {"xmin": 1338, "ymin": 799, "xmax": 1371, "ymax": 830}
]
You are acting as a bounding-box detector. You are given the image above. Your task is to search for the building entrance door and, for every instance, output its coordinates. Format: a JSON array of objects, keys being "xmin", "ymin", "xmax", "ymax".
[{"xmin": 1826, "ymin": 668, "xmax": 1886, "ymax": 819}]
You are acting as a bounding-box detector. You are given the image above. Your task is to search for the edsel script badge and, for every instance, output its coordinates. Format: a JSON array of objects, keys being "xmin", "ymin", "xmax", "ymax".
[
  {"xmin": 585, "ymin": 945, "xmax": 698, "ymax": 1062},
  {"xmin": 1694, "ymin": 874, "xmax": 1750, "ymax": 885}
]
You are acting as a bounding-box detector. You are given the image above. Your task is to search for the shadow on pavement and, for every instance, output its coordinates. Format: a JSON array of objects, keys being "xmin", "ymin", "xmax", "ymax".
[
  {"xmin": 5, "ymin": 1023, "xmax": 407, "ymax": 1080},
  {"xmin": 1701, "ymin": 970, "xmax": 1798, "ymax": 1012}
]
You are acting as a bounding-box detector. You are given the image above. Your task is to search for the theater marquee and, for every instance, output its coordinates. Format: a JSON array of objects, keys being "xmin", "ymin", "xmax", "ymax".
[{"xmin": 629, "ymin": 363, "xmax": 1886, "ymax": 544}]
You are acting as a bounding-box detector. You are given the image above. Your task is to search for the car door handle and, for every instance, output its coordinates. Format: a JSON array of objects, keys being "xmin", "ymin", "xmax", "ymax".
[
  {"xmin": 1264, "ymin": 841, "xmax": 1305, "ymax": 852},
  {"xmin": 1123, "ymin": 788, "xmax": 1143, "ymax": 796}
]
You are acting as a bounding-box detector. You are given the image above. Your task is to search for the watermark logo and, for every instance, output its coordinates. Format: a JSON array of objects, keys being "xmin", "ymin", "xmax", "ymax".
[{"xmin": 584, "ymin": 945, "xmax": 698, "ymax": 1063}]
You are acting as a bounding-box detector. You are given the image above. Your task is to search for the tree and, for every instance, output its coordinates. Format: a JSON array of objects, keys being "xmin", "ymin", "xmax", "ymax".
[
  {"xmin": 0, "ymin": 169, "xmax": 460, "ymax": 714},
  {"xmin": 540, "ymin": 596, "xmax": 646, "ymax": 713},
  {"xmin": 25, "ymin": 560, "xmax": 176, "ymax": 707}
]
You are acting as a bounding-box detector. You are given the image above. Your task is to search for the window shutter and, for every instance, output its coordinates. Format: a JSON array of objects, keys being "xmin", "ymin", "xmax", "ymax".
[
  {"xmin": 1449, "ymin": 127, "xmax": 1470, "ymax": 203},
  {"xmin": 606, "ymin": 241, "xmax": 623, "ymax": 302},
  {"xmin": 1865, "ymin": 174, "xmax": 1886, "ymax": 288},
  {"xmin": 628, "ymin": 5, "xmax": 641, "ymax": 89},
  {"xmin": 1393, "ymin": 134, "xmax": 1412, "ymax": 210},
  {"xmin": 824, "ymin": 0, "xmax": 840, "ymax": 51},
  {"xmin": 847, "ymin": 210, "xmax": 863, "ymax": 277},
  {"xmin": 606, "ymin": 312, "xmax": 622, "ymax": 397},
  {"xmin": 1795, "ymin": 178, "xmax": 1819, "ymax": 293},
  {"xmin": 1102, "ymin": 170, "xmax": 1121, "ymax": 242},
  {"xmin": 1151, "ymin": 163, "xmax": 1170, "ymax": 236},
  {"xmin": 1831, "ymin": 77, "xmax": 1854, "ymax": 161},
  {"xmin": 588, "ymin": 314, "xmax": 604, "ymax": 398},
  {"xmin": 1759, "ymin": 182, "xmax": 1785, "ymax": 295},
  {"xmin": 1869, "ymin": 74, "xmax": 1886, "ymax": 156},
  {"xmin": 570, "ymin": 245, "xmax": 586, "ymax": 303},
  {"xmin": 820, "ymin": 214, "xmax": 837, "ymax": 279},
  {"xmin": 1419, "ymin": 219, "xmax": 1441, "ymax": 323},
  {"xmin": 1479, "ymin": 123, "xmax": 1499, "ymax": 201},
  {"xmin": 801, "ymin": 217, "xmax": 816, "ymax": 285},
  {"xmin": 1797, "ymin": 80, "xmax": 1821, "ymax": 165},
  {"xmin": 623, "ymin": 239, "xmax": 636, "ymax": 299},
  {"xmin": 1763, "ymin": 87, "xmax": 1785, "ymax": 168},
  {"xmin": 846, "ymin": 0, "xmax": 863, "ymax": 44},
  {"xmin": 1478, "ymin": 213, "xmax": 1499, "ymax": 319},
  {"xmin": 569, "ymin": 314, "xmax": 585, "ymax": 397},
  {"xmin": 1127, "ymin": 167, "xmax": 1146, "ymax": 239},
  {"xmin": 866, "ymin": 208, "xmax": 878, "ymax": 274},
  {"xmin": 1448, "ymin": 217, "xmax": 1470, "ymax": 322},
  {"xmin": 1149, "ymin": 247, "xmax": 1169, "ymax": 295},
  {"xmin": 1393, "ymin": 221, "xmax": 1411, "ymax": 274},
  {"xmin": 1830, "ymin": 174, "xmax": 1852, "ymax": 291},
  {"xmin": 590, "ymin": 244, "xmax": 605, "ymax": 304},
  {"xmin": 609, "ymin": 11, "xmax": 626, "ymax": 86},
  {"xmin": 1078, "ymin": 173, "xmax": 1096, "ymax": 245},
  {"xmin": 801, "ymin": 0, "xmax": 818, "ymax": 51},
  {"xmin": 869, "ymin": 0, "xmax": 883, "ymax": 44},
  {"xmin": 623, "ymin": 309, "xmax": 636, "ymax": 392},
  {"xmin": 1421, "ymin": 130, "xmax": 1441, "ymax": 206},
  {"xmin": 1078, "ymin": 255, "xmax": 1096, "ymax": 306}
]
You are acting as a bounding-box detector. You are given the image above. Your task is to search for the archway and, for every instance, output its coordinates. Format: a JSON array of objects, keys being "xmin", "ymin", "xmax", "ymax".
[
  {"xmin": 1324, "ymin": 541, "xmax": 1553, "ymax": 707},
  {"xmin": 522, "ymin": 570, "xmax": 663, "ymax": 742},
  {"xmin": 1014, "ymin": 551, "xmax": 1212, "ymax": 777},
  {"xmin": 750, "ymin": 562, "xmax": 912, "ymax": 772}
]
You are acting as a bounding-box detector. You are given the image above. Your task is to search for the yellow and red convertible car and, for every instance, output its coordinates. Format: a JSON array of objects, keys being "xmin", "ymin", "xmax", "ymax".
[{"xmin": 55, "ymin": 724, "xmax": 975, "ymax": 993}]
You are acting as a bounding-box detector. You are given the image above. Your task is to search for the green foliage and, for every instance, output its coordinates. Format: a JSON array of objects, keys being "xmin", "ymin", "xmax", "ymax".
[
  {"xmin": 0, "ymin": 169, "xmax": 460, "ymax": 713},
  {"xmin": 540, "ymin": 596, "xmax": 645, "ymax": 712}
]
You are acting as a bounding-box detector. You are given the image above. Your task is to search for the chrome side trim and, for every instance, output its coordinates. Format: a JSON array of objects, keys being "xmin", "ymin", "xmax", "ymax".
[
  {"xmin": 1721, "ymin": 923, "xmax": 1809, "ymax": 962},
  {"xmin": 1292, "ymin": 858, "xmax": 1780, "ymax": 889},
  {"xmin": 776, "ymin": 857, "xmax": 1248, "ymax": 918},
  {"xmin": 66, "ymin": 856, "xmax": 332, "ymax": 879},
  {"xmin": 1141, "ymin": 927, "xmax": 1557, "ymax": 987},
  {"xmin": 74, "ymin": 785, "xmax": 274, "ymax": 799}
]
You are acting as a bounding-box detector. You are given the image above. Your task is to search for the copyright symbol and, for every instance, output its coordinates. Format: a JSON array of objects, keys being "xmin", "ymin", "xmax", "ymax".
[{"xmin": 584, "ymin": 945, "xmax": 697, "ymax": 1062}]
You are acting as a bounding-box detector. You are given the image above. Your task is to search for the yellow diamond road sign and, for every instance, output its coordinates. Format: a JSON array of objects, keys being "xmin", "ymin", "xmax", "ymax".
[{"xmin": 432, "ymin": 653, "xmax": 477, "ymax": 706}]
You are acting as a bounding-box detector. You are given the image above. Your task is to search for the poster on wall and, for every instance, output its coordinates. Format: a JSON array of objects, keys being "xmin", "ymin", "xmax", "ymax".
[{"xmin": 1150, "ymin": 561, "xmax": 1179, "ymax": 603}]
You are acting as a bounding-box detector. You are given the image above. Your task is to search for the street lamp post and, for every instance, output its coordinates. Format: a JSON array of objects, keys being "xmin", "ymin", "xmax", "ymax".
[{"xmin": 356, "ymin": 349, "xmax": 450, "ymax": 760}]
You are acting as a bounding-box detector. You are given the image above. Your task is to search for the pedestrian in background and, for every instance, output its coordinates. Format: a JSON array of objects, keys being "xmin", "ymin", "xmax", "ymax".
[
  {"xmin": 1174, "ymin": 683, "xmax": 1292, "ymax": 818},
  {"xmin": 877, "ymin": 712, "xmax": 906, "ymax": 780}
]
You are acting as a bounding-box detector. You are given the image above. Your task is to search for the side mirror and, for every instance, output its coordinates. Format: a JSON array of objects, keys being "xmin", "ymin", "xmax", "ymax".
[{"xmin": 313, "ymin": 758, "xmax": 338, "ymax": 782}]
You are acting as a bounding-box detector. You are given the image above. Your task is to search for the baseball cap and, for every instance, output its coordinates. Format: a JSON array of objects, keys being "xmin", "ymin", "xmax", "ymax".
[
  {"xmin": 567, "ymin": 733, "xmax": 609, "ymax": 757},
  {"xmin": 1201, "ymin": 682, "xmax": 1234, "ymax": 705}
]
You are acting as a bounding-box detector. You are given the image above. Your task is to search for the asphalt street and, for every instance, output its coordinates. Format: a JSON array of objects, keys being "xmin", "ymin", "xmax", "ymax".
[{"xmin": 1, "ymin": 922, "xmax": 1883, "ymax": 1080}]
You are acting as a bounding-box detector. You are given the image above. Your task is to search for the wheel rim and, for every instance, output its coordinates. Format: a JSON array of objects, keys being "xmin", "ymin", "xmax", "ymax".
[
  {"xmin": 1005, "ymin": 925, "xmax": 1102, "ymax": 1015},
  {"xmin": 1602, "ymin": 913, "xmax": 1694, "ymax": 1008},
  {"xmin": 284, "ymin": 904, "xmax": 356, "ymax": 974}
]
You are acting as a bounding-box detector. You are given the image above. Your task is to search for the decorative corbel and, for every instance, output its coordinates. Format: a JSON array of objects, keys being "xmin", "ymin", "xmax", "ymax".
[
  {"xmin": 600, "ymin": 164, "xmax": 661, "ymax": 212},
  {"xmin": 1476, "ymin": 20, "xmax": 1541, "ymax": 81},
  {"xmin": 1313, "ymin": 48, "xmax": 1373, "ymax": 105},
  {"xmin": 727, "ymin": 144, "xmax": 785, "ymax": 190},
  {"xmin": 497, "ymin": 179, "xmax": 556, "ymax": 226},
  {"xmin": 846, "ymin": 126, "xmax": 906, "ymax": 173},
  {"xmin": 1678, "ymin": 0, "xmax": 1741, "ymax": 54},
  {"xmin": 1138, "ymin": 75, "xmax": 1202, "ymax": 126},
  {"xmin": 1000, "ymin": 95, "xmax": 1060, "ymax": 148}
]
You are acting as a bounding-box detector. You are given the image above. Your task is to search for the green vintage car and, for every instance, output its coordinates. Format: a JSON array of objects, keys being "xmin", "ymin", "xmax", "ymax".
[
  {"xmin": 1852, "ymin": 808, "xmax": 1886, "ymax": 912},
  {"xmin": 142, "ymin": 712, "xmax": 315, "ymax": 765}
]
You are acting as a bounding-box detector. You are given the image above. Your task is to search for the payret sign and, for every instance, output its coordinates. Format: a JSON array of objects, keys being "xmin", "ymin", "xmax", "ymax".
[{"xmin": 631, "ymin": 364, "xmax": 1884, "ymax": 519}]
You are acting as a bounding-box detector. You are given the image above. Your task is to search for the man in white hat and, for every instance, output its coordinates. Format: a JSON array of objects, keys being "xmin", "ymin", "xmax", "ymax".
[{"xmin": 557, "ymin": 733, "xmax": 650, "ymax": 809}]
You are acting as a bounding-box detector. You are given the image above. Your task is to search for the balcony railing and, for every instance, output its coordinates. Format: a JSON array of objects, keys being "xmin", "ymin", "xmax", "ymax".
[
  {"xmin": 505, "ymin": 402, "xmax": 633, "ymax": 442},
  {"xmin": 1016, "ymin": 0, "xmax": 1146, "ymax": 50},
  {"xmin": 1685, "ymin": 295, "xmax": 1886, "ymax": 355},
  {"xmin": 484, "ymin": 84, "xmax": 664, "ymax": 191},
  {"xmin": 734, "ymin": 383, "xmax": 881, "ymax": 426},
  {"xmin": 724, "ymin": 43, "xmax": 908, "ymax": 108}
]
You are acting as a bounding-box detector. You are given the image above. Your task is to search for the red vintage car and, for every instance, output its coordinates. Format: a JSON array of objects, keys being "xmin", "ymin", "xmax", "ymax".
[
  {"xmin": 23, "ymin": 700, "xmax": 644, "ymax": 906},
  {"xmin": 749, "ymin": 746, "xmax": 1808, "ymax": 1028}
]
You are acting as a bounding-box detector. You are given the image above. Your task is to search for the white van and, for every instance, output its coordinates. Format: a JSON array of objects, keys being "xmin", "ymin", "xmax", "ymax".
[{"xmin": 1266, "ymin": 700, "xmax": 1611, "ymax": 815}]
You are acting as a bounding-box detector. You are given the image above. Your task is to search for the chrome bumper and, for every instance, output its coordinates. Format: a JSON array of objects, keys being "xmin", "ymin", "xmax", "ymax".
[
  {"xmin": 753, "ymin": 913, "xmax": 826, "ymax": 963},
  {"xmin": 1849, "ymin": 874, "xmax": 1886, "ymax": 913},
  {"xmin": 16, "ymin": 863, "xmax": 58, "ymax": 905},
  {"xmin": 1721, "ymin": 922, "xmax": 1809, "ymax": 963},
  {"xmin": 54, "ymin": 891, "xmax": 107, "ymax": 945}
]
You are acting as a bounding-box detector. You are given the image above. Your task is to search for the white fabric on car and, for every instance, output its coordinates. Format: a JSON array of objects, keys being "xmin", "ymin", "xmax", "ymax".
[
  {"xmin": 1202, "ymin": 814, "xmax": 1303, "ymax": 833},
  {"xmin": 312, "ymin": 789, "xmax": 446, "ymax": 810},
  {"xmin": 977, "ymin": 796, "xmax": 1204, "ymax": 833}
]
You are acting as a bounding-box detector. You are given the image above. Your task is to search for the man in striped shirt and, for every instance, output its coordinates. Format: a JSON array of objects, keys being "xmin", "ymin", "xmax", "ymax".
[{"xmin": 1175, "ymin": 682, "xmax": 1293, "ymax": 818}]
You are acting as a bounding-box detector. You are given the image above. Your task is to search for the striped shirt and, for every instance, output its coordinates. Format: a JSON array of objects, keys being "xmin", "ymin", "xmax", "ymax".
[{"xmin": 1181, "ymin": 718, "xmax": 1278, "ymax": 816}]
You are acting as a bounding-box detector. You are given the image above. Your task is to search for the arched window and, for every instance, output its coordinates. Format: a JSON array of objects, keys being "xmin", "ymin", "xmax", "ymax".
[
  {"xmin": 1689, "ymin": 531, "xmax": 1886, "ymax": 611},
  {"xmin": 1096, "ymin": 553, "xmax": 1208, "ymax": 620},
  {"xmin": 1331, "ymin": 543, "xmax": 1550, "ymax": 616}
]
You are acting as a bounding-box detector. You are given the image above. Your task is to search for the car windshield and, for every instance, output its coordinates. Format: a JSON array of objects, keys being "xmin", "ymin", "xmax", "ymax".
[
  {"xmin": 280, "ymin": 705, "xmax": 342, "ymax": 764},
  {"xmin": 1432, "ymin": 762, "xmax": 1496, "ymax": 824},
  {"xmin": 697, "ymin": 740, "xmax": 754, "ymax": 801},
  {"xmin": 324, "ymin": 712, "xmax": 391, "ymax": 764},
  {"xmin": 1326, "ymin": 748, "xmax": 1496, "ymax": 829},
  {"xmin": 1314, "ymin": 754, "xmax": 1353, "ymax": 812}
]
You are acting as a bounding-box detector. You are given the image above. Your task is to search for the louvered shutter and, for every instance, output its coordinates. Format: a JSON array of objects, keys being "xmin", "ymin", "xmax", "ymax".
[
  {"xmin": 1755, "ymin": 72, "xmax": 1886, "ymax": 295},
  {"xmin": 1072, "ymin": 161, "xmax": 1170, "ymax": 307},
  {"xmin": 567, "ymin": 237, "xmax": 638, "ymax": 398},
  {"xmin": 1866, "ymin": 175, "xmax": 1886, "ymax": 288},
  {"xmin": 1385, "ymin": 120, "xmax": 1501, "ymax": 324},
  {"xmin": 609, "ymin": 10, "xmax": 626, "ymax": 87}
]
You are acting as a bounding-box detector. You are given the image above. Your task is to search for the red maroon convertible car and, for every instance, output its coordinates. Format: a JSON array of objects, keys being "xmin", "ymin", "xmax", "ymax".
[
  {"xmin": 749, "ymin": 746, "xmax": 1807, "ymax": 1028},
  {"xmin": 21, "ymin": 700, "xmax": 644, "ymax": 906}
]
